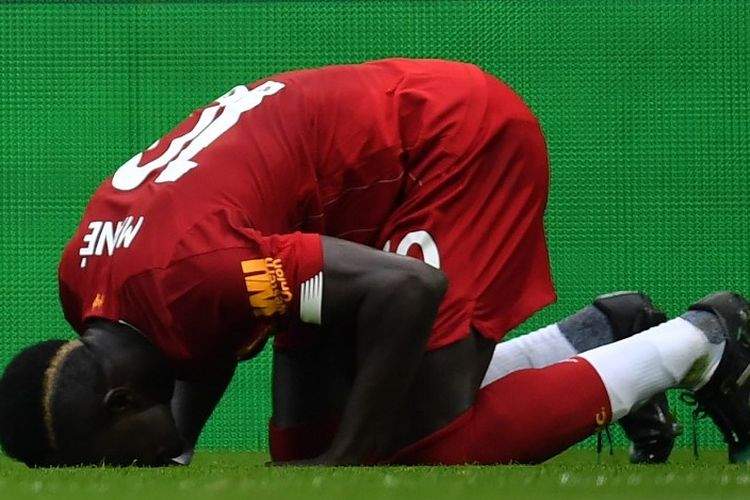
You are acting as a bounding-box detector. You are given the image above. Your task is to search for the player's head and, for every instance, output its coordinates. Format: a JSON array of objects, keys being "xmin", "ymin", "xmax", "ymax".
[{"xmin": 0, "ymin": 323, "xmax": 183, "ymax": 467}]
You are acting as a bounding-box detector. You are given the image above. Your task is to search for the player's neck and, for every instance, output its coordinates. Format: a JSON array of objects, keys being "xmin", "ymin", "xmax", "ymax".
[{"xmin": 81, "ymin": 319, "xmax": 172, "ymax": 388}]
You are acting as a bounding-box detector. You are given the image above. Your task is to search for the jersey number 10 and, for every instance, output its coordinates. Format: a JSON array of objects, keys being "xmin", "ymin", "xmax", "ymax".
[{"xmin": 111, "ymin": 81, "xmax": 285, "ymax": 191}]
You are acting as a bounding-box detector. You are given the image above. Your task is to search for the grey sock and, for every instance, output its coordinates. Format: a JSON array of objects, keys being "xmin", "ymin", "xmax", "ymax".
[
  {"xmin": 558, "ymin": 305, "xmax": 615, "ymax": 353},
  {"xmin": 680, "ymin": 310, "xmax": 726, "ymax": 344}
]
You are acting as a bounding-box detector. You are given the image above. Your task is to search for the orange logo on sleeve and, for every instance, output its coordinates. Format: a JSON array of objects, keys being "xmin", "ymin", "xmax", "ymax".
[
  {"xmin": 91, "ymin": 293, "xmax": 105, "ymax": 310},
  {"xmin": 241, "ymin": 258, "xmax": 293, "ymax": 317}
]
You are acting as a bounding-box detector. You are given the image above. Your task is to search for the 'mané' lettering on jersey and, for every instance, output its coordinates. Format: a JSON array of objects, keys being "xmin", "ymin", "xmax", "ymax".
[
  {"xmin": 241, "ymin": 258, "xmax": 293, "ymax": 317},
  {"xmin": 78, "ymin": 215, "xmax": 145, "ymax": 268}
]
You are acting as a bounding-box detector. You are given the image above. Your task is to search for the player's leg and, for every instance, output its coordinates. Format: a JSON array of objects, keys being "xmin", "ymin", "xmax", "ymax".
[
  {"xmin": 388, "ymin": 292, "xmax": 750, "ymax": 464},
  {"xmin": 380, "ymin": 327, "xmax": 495, "ymax": 456},
  {"xmin": 482, "ymin": 292, "xmax": 682, "ymax": 463},
  {"xmin": 381, "ymin": 295, "xmax": 665, "ymax": 461},
  {"xmin": 269, "ymin": 329, "xmax": 356, "ymax": 462},
  {"xmin": 480, "ymin": 293, "xmax": 663, "ymax": 382}
]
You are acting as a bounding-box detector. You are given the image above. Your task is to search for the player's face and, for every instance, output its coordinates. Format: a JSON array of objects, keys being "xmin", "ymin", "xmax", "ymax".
[
  {"xmin": 54, "ymin": 370, "xmax": 184, "ymax": 467},
  {"xmin": 84, "ymin": 402, "xmax": 184, "ymax": 466}
]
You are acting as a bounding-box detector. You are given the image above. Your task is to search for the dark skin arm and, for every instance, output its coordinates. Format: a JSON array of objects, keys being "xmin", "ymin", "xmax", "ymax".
[
  {"xmin": 170, "ymin": 360, "xmax": 237, "ymax": 464},
  {"xmin": 276, "ymin": 236, "xmax": 448, "ymax": 465}
]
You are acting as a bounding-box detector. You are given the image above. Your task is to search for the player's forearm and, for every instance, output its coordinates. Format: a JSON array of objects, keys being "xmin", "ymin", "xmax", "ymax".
[
  {"xmin": 323, "ymin": 268, "xmax": 447, "ymax": 464},
  {"xmin": 171, "ymin": 362, "xmax": 237, "ymax": 463}
]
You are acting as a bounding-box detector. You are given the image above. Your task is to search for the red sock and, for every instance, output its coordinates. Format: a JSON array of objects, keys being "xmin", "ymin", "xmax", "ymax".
[{"xmin": 388, "ymin": 357, "xmax": 611, "ymax": 464}]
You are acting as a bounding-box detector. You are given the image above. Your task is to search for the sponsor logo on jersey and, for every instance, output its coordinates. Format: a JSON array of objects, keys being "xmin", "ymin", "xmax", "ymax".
[
  {"xmin": 241, "ymin": 258, "xmax": 293, "ymax": 317},
  {"xmin": 78, "ymin": 215, "xmax": 145, "ymax": 268}
]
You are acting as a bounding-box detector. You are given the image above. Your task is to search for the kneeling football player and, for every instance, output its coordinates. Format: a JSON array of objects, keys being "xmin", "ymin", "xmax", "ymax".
[{"xmin": 1, "ymin": 59, "xmax": 748, "ymax": 466}]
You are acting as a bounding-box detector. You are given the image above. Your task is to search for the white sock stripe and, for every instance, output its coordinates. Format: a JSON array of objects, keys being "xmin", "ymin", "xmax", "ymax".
[{"xmin": 300, "ymin": 272, "xmax": 323, "ymax": 325}]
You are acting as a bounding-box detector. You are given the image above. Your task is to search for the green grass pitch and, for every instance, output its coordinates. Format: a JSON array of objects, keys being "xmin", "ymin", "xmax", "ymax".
[{"xmin": 2, "ymin": 449, "xmax": 749, "ymax": 500}]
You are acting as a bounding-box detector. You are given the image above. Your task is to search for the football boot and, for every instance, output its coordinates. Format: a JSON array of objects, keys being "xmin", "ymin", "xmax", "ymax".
[
  {"xmin": 684, "ymin": 292, "xmax": 750, "ymax": 463},
  {"xmin": 593, "ymin": 292, "xmax": 683, "ymax": 463}
]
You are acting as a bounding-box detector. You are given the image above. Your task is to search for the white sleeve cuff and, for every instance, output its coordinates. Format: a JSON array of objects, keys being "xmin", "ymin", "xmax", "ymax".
[{"xmin": 300, "ymin": 272, "xmax": 323, "ymax": 325}]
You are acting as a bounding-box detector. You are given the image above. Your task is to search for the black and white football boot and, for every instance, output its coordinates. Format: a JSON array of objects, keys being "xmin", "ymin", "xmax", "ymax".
[
  {"xmin": 593, "ymin": 292, "xmax": 683, "ymax": 464},
  {"xmin": 683, "ymin": 291, "xmax": 750, "ymax": 464}
]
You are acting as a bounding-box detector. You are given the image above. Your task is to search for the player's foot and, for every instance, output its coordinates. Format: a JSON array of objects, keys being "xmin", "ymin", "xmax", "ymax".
[
  {"xmin": 618, "ymin": 393, "xmax": 683, "ymax": 463},
  {"xmin": 685, "ymin": 291, "xmax": 750, "ymax": 463},
  {"xmin": 593, "ymin": 292, "xmax": 683, "ymax": 463}
]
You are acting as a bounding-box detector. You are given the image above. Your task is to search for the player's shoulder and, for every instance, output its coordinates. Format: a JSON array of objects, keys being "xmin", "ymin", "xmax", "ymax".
[{"xmin": 163, "ymin": 208, "xmax": 256, "ymax": 262}]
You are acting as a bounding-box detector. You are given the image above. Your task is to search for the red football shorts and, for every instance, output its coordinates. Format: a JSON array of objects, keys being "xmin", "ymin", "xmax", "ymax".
[
  {"xmin": 272, "ymin": 63, "xmax": 555, "ymax": 353},
  {"xmin": 376, "ymin": 71, "xmax": 556, "ymax": 350}
]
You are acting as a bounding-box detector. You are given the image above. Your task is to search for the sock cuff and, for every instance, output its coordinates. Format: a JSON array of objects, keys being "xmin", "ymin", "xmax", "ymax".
[
  {"xmin": 558, "ymin": 305, "xmax": 614, "ymax": 353},
  {"xmin": 680, "ymin": 310, "xmax": 726, "ymax": 344}
]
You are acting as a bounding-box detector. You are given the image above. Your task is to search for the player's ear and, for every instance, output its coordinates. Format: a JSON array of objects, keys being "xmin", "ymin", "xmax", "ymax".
[{"xmin": 103, "ymin": 387, "xmax": 137, "ymax": 413}]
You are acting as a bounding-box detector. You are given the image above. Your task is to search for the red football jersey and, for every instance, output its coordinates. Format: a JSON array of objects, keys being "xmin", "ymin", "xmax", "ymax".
[{"xmin": 59, "ymin": 58, "xmax": 555, "ymax": 372}]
